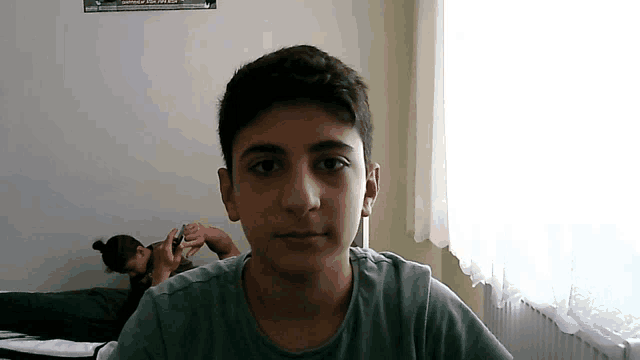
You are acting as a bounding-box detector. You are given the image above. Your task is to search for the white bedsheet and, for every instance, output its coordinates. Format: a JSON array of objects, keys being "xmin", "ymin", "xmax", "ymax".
[
  {"xmin": 96, "ymin": 341, "xmax": 118, "ymax": 360},
  {"xmin": 0, "ymin": 330, "xmax": 106, "ymax": 358}
]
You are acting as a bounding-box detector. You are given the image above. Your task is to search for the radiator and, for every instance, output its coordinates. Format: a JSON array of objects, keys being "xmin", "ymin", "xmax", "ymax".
[{"xmin": 482, "ymin": 284, "xmax": 631, "ymax": 360}]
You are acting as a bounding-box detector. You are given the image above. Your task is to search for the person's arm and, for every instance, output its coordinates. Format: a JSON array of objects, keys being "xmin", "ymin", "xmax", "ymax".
[
  {"xmin": 151, "ymin": 269, "xmax": 172, "ymax": 286},
  {"xmin": 181, "ymin": 222, "xmax": 241, "ymax": 260},
  {"xmin": 214, "ymin": 239, "xmax": 241, "ymax": 260},
  {"xmin": 150, "ymin": 228, "xmax": 185, "ymax": 286}
]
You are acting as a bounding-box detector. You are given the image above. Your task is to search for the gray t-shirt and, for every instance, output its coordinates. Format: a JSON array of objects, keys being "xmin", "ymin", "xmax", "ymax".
[{"xmin": 114, "ymin": 247, "xmax": 513, "ymax": 359}]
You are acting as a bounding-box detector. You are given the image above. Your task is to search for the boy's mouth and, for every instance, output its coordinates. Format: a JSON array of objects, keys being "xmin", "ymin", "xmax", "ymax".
[{"xmin": 276, "ymin": 231, "xmax": 328, "ymax": 239}]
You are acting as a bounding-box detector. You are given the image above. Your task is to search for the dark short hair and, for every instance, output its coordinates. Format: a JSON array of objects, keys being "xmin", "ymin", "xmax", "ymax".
[
  {"xmin": 92, "ymin": 235, "xmax": 143, "ymax": 273},
  {"xmin": 217, "ymin": 45, "xmax": 373, "ymax": 179}
]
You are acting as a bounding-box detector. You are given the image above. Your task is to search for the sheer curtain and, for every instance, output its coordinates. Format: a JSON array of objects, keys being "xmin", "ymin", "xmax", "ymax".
[{"xmin": 413, "ymin": 0, "xmax": 640, "ymax": 349}]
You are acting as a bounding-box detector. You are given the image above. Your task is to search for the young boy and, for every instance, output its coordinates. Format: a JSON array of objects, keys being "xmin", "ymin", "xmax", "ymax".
[{"xmin": 113, "ymin": 45, "xmax": 513, "ymax": 359}]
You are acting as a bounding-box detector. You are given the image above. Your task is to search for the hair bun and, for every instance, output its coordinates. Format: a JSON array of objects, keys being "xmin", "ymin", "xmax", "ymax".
[{"xmin": 92, "ymin": 240, "xmax": 106, "ymax": 252}]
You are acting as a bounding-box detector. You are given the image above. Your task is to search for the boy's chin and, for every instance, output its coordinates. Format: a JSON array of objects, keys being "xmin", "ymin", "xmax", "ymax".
[{"xmin": 260, "ymin": 247, "xmax": 350, "ymax": 274}]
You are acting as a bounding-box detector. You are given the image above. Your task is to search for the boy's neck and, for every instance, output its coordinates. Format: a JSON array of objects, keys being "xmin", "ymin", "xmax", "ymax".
[{"xmin": 242, "ymin": 251, "xmax": 353, "ymax": 322}]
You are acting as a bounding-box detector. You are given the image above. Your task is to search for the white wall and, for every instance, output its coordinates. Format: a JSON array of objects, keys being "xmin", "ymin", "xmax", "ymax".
[
  {"xmin": 0, "ymin": 0, "xmax": 382, "ymax": 291},
  {"xmin": 0, "ymin": 0, "xmax": 486, "ymax": 321}
]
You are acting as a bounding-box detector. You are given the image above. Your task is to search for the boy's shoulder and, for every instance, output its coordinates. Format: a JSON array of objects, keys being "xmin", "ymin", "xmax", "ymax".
[
  {"xmin": 148, "ymin": 247, "xmax": 452, "ymax": 311},
  {"xmin": 349, "ymin": 247, "xmax": 435, "ymax": 318},
  {"xmin": 349, "ymin": 246, "xmax": 434, "ymax": 288},
  {"xmin": 147, "ymin": 254, "xmax": 243, "ymax": 301},
  {"xmin": 349, "ymin": 247, "xmax": 473, "ymax": 319},
  {"xmin": 146, "ymin": 247, "xmax": 436, "ymax": 302},
  {"xmin": 349, "ymin": 246, "xmax": 432, "ymax": 270}
]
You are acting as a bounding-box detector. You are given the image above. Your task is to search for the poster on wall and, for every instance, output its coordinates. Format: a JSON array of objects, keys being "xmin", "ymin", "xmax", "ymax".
[{"xmin": 84, "ymin": 0, "xmax": 216, "ymax": 13}]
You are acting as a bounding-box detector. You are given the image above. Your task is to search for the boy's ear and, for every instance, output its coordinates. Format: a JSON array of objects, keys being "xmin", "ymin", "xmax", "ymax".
[
  {"xmin": 218, "ymin": 168, "xmax": 240, "ymax": 222},
  {"xmin": 361, "ymin": 162, "xmax": 380, "ymax": 218}
]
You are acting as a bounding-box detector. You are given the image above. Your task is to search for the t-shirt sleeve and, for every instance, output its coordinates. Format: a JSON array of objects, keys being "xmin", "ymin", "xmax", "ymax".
[
  {"xmin": 425, "ymin": 279, "xmax": 513, "ymax": 360},
  {"xmin": 114, "ymin": 290, "xmax": 167, "ymax": 360}
]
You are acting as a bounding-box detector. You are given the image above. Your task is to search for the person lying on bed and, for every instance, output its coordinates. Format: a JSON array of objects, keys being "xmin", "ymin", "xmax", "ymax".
[
  {"xmin": 92, "ymin": 222, "xmax": 241, "ymax": 333},
  {"xmin": 113, "ymin": 45, "xmax": 513, "ymax": 359}
]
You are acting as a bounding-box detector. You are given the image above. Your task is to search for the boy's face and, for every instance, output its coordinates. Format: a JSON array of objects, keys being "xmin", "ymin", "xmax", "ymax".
[{"xmin": 218, "ymin": 104, "xmax": 379, "ymax": 274}]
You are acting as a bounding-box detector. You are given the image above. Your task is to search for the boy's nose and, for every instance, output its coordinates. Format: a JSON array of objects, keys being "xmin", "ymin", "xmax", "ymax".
[{"xmin": 281, "ymin": 166, "xmax": 322, "ymax": 218}]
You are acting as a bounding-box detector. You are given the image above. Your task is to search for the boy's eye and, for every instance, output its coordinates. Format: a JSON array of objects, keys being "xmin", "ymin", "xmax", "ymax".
[
  {"xmin": 317, "ymin": 158, "xmax": 348, "ymax": 171},
  {"xmin": 249, "ymin": 158, "xmax": 349, "ymax": 176},
  {"xmin": 250, "ymin": 160, "xmax": 281, "ymax": 175}
]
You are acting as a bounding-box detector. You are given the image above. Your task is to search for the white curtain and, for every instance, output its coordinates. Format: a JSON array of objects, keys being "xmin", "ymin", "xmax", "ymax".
[{"xmin": 413, "ymin": 0, "xmax": 640, "ymax": 349}]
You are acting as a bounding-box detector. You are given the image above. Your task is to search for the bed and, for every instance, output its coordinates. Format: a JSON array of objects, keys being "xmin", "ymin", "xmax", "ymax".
[
  {"xmin": 0, "ymin": 331, "xmax": 115, "ymax": 360},
  {"xmin": 1, "ymin": 288, "xmax": 128, "ymax": 360}
]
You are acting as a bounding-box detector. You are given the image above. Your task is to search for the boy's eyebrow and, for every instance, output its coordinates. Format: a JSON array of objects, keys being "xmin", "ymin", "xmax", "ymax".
[{"xmin": 240, "ymin": 140, "xmax": 355, "ymax": 161}]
